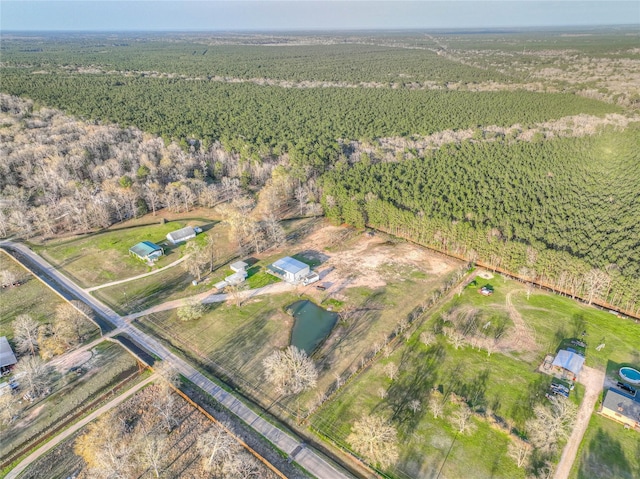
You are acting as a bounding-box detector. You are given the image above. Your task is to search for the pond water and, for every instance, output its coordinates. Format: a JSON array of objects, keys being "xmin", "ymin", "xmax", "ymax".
[{"xmin": 288, "ymin": 300, "xmax": 338, "ymax": 355}]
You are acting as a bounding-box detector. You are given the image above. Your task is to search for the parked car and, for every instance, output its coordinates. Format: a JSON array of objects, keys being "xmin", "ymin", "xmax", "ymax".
[{"xmin": 617, "ymin": 381, "xmax": 637, "ymax": 396}]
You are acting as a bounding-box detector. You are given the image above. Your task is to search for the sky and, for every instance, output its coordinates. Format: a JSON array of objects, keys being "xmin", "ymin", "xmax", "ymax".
[{"xmin": 1, "ymin": 1, "xmax": 639, "ymax": 32}]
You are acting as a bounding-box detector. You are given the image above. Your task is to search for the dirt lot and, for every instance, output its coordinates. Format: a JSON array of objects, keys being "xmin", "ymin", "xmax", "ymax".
[{"xmin": 292, "ymin": 224, "xmax": 456, "ymax": 293}]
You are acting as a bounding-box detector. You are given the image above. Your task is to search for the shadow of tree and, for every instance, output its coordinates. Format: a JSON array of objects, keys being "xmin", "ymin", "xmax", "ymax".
[
  {"xmin": 577, "ymin": 427, "xmax": 634, "ymax": 479},
  {"xmin": 382, "ymin": 343, "xmax": 445, "ymax": 434}
]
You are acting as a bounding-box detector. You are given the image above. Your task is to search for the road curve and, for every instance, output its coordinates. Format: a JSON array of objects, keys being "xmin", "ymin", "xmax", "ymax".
[{"xmin": 1, "ymin": 240, "xmax": 354, "ymax": 479}]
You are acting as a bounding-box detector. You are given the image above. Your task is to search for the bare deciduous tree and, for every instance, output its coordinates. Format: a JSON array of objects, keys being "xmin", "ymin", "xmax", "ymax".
[
  {"xmin": 177, "ymin": 299, "xmax": 206, "ymax": 321},
  {"xmin": 74, "ymin": 412, "xmax": 135, "ymax": 478},
  {"xmin": 14, "ymin": 356, "xmax": 52, "ymax": 398},
  {"xmin": 197, "ymin": 425, "xmax": 238, "ymax": 472},
  {"xmin": 507, "ymin": 438, "xmax": 532, "ymax": 468},
  {"xmin": 151, "ymin": 363, "xmax": 180, "ymax": 432},
  {"xmin": 526, "ymin": 395, "xmax": 577, "ymax": 453},
  {"xmin": 183, "ymin": 241, "xmax": 208, "ymax": 282},
  {"xmin": 420, "ymin": 331, "xmax": 436, "ymax": 347},
  {"xmin": 347, "ymin": 414, "xmax": 399, "ymax": 469},
  {"xmin": 408, "ymin": 399, "xmax": 422, "ymax": 413},
  {"xmin": 12, "ymin": 314, "xmax": 40, "ymax": 356},
  {"xmin": 451, "ymin": 403, "xmax": 476, "ymax": 435},
  {"xmin": 0, "ymin": 269, "xmax": 17, "ymax": 287},
  {"xmin": 377, "ymin": 387, "xmax": 388, "ymax": 399},
  {"xmin": 263, "ymin": 346, "xmax": 318, "ymax": 396},
  {"xmin": 584, "ymin": 268, "xmax": 611, "ymax": 305},
  {"xmin": 0, "ymin": 393, "xmax": 20, "ymax": 425},
  {"xmin": 428, "ymin": 393, "xmax": 445, "ymax": 419},
  {"xmin": 136, "ymin": 431, "xmax": 167, "ymax": 478},
  {"xmin": 384, "ymin": 362, "xmax": 399, "ymax": 381}
]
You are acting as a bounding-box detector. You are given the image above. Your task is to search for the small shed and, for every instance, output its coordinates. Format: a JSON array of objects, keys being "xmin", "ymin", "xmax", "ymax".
[
  {"xmin": 0, "ymin": 337, "xmax": 18, "ymax": 372},
  {"xmin": 267, "ymin": 257, "xmax": 310, "ymax": 284},
  {"xmin": 129, "ymin": 241, "xmax": 164, "ymax": 262},
  {"xmin": 225, "ymin": 270, "xmax": 247, "ymax": 286},
  {"xmin": 166, "ymin": 226, "xmax": 197, "ymax": 245},
  {"xmin": 601, "ymin": 389, "xmax": 640, "ymax": 429},
  {"xmin": 230, "ymin": 261, "xmax": 248, "ymax": 273},
  {"xmin": 552, "ymin": 349, "xmax": 585, "ymax": 379}
]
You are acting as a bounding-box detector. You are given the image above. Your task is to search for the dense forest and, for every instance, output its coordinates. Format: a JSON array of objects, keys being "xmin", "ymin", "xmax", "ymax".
[
  {"xmin": 0, "ymin": 70, "xmax": 619, "ymax": 166},
  {"xmin": 322, "ymin": 129, "xmax": 640, "ymax": 313},
  {"xmin": 1, "ymin": 31, "xmax": 639, "ymax": 314}
]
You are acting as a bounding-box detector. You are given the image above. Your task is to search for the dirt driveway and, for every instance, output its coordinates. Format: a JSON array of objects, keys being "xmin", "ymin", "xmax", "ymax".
[{"xmin": 553, "ymin": 365, "xmax": 605, "ymax": 479}]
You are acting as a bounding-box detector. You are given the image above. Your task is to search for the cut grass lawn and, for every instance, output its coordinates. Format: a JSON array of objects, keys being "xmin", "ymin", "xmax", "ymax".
[
  {"xmin": 0, "ymin": 251, "xmax": 66, "ymax": 339},
  {"xmin": 0, "ymin": 342, "xmax": 140, "ymax": 461},
  {"xmin": 309, "ymin": 275, "xmax": 640, "ymax": 478},
  {"xmin": 311, "ymin": 338, "xmax": 528, "ymax": 479},
  {"xmin": 0, "ymin": 251, "xmax": 98, "ymax": 343},
  {"xmin": 37, "ymin": 219, "xmax": 212, "ymax": 288},
  {"xmin": 569, "ymin": 413, "xmax": 640, "ymax": 479}
]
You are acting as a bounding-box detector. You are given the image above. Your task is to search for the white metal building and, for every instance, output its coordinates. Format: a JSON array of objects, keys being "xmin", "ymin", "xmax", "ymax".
[
  {"xmin": 166, "ymin": 226, "xmax": 198, "ymax": 244},
  {"xmin": 268, "ymin": 257, "xmax": 310, "ymax": 284}
]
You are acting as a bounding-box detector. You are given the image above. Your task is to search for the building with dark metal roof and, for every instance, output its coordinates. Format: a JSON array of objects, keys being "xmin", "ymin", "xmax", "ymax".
[
  {"xmin": 0, "ymin": 336, "xmax": 17, "ymax": 372},
  {"xmin": 601, "ymin": 389, "xmax": 640, "ymax": 430},
  {"xmin": 129, "ymin": 241, "xmax": 164, "ymax": 262}
]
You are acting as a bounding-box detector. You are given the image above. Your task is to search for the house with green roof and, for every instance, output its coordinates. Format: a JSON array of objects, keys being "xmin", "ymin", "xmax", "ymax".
[{"xmin": 129, "ymin": 241, "xmax": 164, "ymax": 262}]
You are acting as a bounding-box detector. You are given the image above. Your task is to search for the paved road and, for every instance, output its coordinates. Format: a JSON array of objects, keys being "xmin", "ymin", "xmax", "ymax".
[
  {"xmin": 6, "ymin": 374, "xmax": 157, "ymax": 479},
  {"xmin": 1, "ymin": 241, "xmax": 353, "ymax": 479},
  {"xmin": 553, "ymin": 365, "xmax": 605, "ymax": 479},
  {"xmin": 84, "ymin": 255, "xmax": 188, "ymax": 292}
]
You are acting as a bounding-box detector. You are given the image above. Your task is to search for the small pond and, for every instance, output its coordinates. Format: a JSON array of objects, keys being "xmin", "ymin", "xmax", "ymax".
[{"xmin": 288, "ymin": 300, "xmax": 339, "ymax": 355}]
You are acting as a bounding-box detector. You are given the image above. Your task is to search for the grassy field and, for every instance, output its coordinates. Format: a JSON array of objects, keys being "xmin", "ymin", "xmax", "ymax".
[
  {"xmin": 308, "ymin": 274, "xmax": 640, "ymax": 478},
  {"xmin": 37, "ymin": 219, "xmax": 212, "ymax": 288},
  {"xmin": 0, "ymin": 251, "xmax": 95, "ymax": 341},
  {"xmin": 569, "ymin": 413, "xmax": 640, "ymax": 479},
  {"xmin": 135, "ymin": 225, "xmax": 463, "ymax": 420},
  {"xmin": 0, "ymin": 342, "xmax": 140, "ymax": 461},
  {"xmin": 91, "ymin": 223, "xmax": 240, "ymax": 315}
]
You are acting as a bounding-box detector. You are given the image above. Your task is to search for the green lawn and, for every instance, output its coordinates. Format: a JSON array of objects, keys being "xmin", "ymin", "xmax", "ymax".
[
  {"xmin": 37, "ymin": 220, "xmax": 210, "ymax": 288},
  {"xmin": 136, "ymin": 292, "xmax": 297, "ymax": 408},
  {"xmin": 570, "ymin": 413, "xmax": 640, "ymax": 479},
  {"xmin": 0, "ymin": 252, "xmax": 66, "ymax": 339},
  {"xmin": 311, "ymin": 337, "xmax": 528, "ymax": 479},
  {"xmin": 309, "ymin": 274, "xmax": 640, "ymax": 478}
]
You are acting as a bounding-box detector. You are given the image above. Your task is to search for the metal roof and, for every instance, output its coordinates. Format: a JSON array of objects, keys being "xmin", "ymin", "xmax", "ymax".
[
  {"xmin": 166, "ymin": 226, "xmax": 196, "ymax": 242},
  {"xmin": 230, "ymin": 261, "xmax": 248, "ymax": 272},
  {"xmin": 603, "ymin": 389, "xmax": 640, "ymax": 421},
  {"xmin": 552, "ymin": 349, "xmax": 585, "ymax": 375},
  {"xmin": 129, "ymin": 241, "xmax": 162, "ymax": 258},
  {"xmin": 0, "ymin": 336, "xmax": 17, "ymax": 368},
  {"xmin": 271, "ymin": 256, "xmax": 309, "ymax": 275}
]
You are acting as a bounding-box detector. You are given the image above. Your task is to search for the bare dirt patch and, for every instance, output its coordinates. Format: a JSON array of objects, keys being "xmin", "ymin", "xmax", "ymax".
[{"xmin": 293, "ymin": 224, "xmax": 458, "ymax": 292}]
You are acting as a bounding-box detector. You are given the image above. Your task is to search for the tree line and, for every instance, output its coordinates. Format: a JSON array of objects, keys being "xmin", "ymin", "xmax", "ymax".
[{"xmin": 321, "ymin": 130, "xmax": 640, "ymax": 313}]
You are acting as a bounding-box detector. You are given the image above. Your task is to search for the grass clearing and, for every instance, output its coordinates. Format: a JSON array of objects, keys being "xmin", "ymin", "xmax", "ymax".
[
  {"xmin": 136, "ymin": 223, "xmax": 463, "ymax": 423},
  {"xmin": 0, "ymin": 251, "xmax": 68, "ymax": 340},
  {"xmin": 0, "ymin": 342, "xmax": 140, "ymax": 462},
  {"xmin": 309, "ymin": 273, "xmax": 640, "ymax": 477},
  {"xmin": 37, "ymin": 218, "xmax": 214, "ymax": 288},
  {"xmin": 569, "ymin": 413, "xmax": 640, "ymax": 479}
]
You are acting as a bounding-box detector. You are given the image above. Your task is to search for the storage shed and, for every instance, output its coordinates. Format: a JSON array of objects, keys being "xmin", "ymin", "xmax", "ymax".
[
  {"xmin": 267, "ymin": 257, "xmax": 310, "ymax": 284},
  {"xmin": 166, "ymin": 226, "xmax": 198, "ymax": 245},
  {"xmin": 0, "ymin": 336, "xmax": 17, "ymax": 373},
  {"xmin": 129, "ymin": 241, "xmax": 164, "ymax": 262}
]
